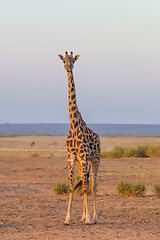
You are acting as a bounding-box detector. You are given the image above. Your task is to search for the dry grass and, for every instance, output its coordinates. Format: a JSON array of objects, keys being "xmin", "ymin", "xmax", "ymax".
[
  {"xmin": 54, "ymin": 183, "xmax": 70, "ymax": 195},
  {"xmin": 154, "ymin": 184, "xmax": 160, "ymax": 197},
  {"xmin": 1, "ymin": 135, "xmax": 160, "ymax": 239},
  {"xmin": 101, "ymin": 145, "xmax": 160, "ymax": 159},
  {"xmin": 117, "ymin": 181, "xmax": 146, "ymax": 197}
]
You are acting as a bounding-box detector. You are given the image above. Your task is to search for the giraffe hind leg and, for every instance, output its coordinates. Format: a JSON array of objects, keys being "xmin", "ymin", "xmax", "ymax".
[
  {"xmin": 82, "ymin": 161, "xmax": 91, "ymax": 225},
  {"xmin": 77, "ymin": 160, "xmax": 91, "ymax": 224},
  {"xmin": 91, "ymin": 158, "xmax": 100, "ymax": 224}
]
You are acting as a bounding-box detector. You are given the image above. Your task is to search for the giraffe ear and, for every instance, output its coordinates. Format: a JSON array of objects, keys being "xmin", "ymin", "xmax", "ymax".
[
  {"xmin": 74, "ymin": 55, "xmax": 80, "ymax": 61},
  {"xmin": 58, "ymin": 54, "xmax": 64, "ymax": 61}
]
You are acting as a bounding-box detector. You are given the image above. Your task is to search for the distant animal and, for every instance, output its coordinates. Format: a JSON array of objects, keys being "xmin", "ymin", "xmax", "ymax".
[
  {"xmin": 58, "ymin": 51, "xmax": 100, "ymax": 225},
  {"xmin": 49, "ymin": 141, "xmax": 58, "ymax": 146},
  {"xmin": 30, "ymin": 141, "xmax": 35, "ymax": 147}
]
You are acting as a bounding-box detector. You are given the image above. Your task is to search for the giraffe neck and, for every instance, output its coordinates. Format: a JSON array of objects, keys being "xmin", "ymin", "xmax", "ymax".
[{"xmin": 67, "ymin": 71, "xmax": 80, "ymax": 131}]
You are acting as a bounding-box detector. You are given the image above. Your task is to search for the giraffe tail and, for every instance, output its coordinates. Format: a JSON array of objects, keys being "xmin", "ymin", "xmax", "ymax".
[{"xmin": 74, "ymin": 164, "xmax": 91, "ymax": 191}]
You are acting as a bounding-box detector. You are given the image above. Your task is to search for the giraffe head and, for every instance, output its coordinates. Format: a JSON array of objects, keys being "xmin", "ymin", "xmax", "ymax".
[{"xmin": 58, "ymin": 51, "xmax": 80, "ymax": 72}]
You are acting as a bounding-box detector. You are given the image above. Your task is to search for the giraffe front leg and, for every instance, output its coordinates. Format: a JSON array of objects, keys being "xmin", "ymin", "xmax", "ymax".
[
  {"xmin": 64, "ymin": 154, "xmax": 75, "ymax": 225},
  {"xmin": 64, "ymin": 192, "xmax": 74, "ymax": 225},
  {"xmin": 92, "ymin": 182, "xmax": 98, "ymax": 224},
  {"xmin": 81, "ymin": 161, "xmax": 91, "ymax": 225}
]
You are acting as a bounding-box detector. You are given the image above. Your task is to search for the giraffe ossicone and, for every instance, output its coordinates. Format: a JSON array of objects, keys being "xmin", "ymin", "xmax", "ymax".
[{"xmin": 58, "ymin": 51, "xmax": 101, "ymax": 225}]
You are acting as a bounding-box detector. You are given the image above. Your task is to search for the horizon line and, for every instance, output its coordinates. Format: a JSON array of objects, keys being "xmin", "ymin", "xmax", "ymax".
[{"xmin": 1, "ymin": 122, "xmax": 160, "ymax": 126}]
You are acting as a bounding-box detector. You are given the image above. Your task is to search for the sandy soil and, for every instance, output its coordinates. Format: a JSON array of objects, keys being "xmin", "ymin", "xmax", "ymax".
[{"xmin": 0, "ymin": 137, "xmax": 160, "ymax": 239}]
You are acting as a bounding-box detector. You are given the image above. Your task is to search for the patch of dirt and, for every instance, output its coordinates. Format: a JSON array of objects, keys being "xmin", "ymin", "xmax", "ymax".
[{"xmin": 0, "ymin": 155, "xmax": 160, "ymax": 239}]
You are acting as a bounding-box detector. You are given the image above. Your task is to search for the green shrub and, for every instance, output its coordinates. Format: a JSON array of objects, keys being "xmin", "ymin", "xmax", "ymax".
[
  {"xmin": 154, "ymin": 184, "xmax": 160, "ymax": 197},
  {"xmin": 133, "ymin": 183, "xmax": 146, "ymax": 197},
  {"xmin": 54, "ymin": 183, "xmax": 69, "ymax": 195},
  {"xmin": 134, "ymin": 145, "xmax": 149, "ymax": 158},
  {"xmin": 54, "ymin": 177, "xmax": 95, "ymax": 196},
  {"xmin": 123, "ymin": 147, "xmax": 136, "ymax": 158},
  {"xmin": 31, "ymin": 152, "xmax": 39, "ymax": 157},
  {"xmin": 100, "ymin": 151, "xmax": 109, "ymax": 158},
  {"xmin": 101, "ymin": 145, "xmax": 160, "ymax": 158},
  {"xmin": 108, "ymin": 146, "xmax": 124, "ymax": 158},
  {"xmin": 74, "ymin": 175, "xmax": 93, "ymax": 196},
  {"xmin": 117, "ymin": 181, "xmax": 146, "ymax": 197},
  {"xmin": 147, "ymin": 146, "xmax": 160, "ymax": 157}
]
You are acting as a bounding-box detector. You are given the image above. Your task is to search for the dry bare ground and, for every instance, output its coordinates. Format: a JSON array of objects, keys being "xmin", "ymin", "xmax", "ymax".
[{"xmin": 0, "ymin": 136, "xmax": 160, "ymax": 239}]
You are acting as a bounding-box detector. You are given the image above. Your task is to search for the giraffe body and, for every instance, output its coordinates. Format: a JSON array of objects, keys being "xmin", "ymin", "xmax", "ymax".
[{"xmin": 58, "ymin": 52, "xmax": 100, "ymax": 225}]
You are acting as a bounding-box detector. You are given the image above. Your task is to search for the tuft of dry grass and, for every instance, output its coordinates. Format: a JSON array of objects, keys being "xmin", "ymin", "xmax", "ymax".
[
  {"xmin": 117, "ymin": 181, "xmax": 146, "ymax": 197},
  {"xmin": 30, "ymin": 152, "xmax": 39, "ymax": 157},
  {"xmin": 74, "ymin": 175, "xmax": 93, "ymax": 196},
  {"xmin": 54, "ymin": 176, "xmax": 96, "ymax": 196},
  {"xmin": 54, "ymin": 183, "xmax": 69, "ymax": 195},
  {"xmin": 154, "ymin": 184, "xmax": 160, "ymax": 197},
  {"xmin": 101, "ymin": 145, "xmax": 160, "ymax": 158},
  {"xmin": 147, "ymin": 146, "xmax": 160, "ymax": 157}
]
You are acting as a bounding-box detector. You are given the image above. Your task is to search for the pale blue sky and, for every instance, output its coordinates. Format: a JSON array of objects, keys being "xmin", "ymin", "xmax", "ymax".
[{"xmin": 0, "ymin": 0, "xmax": 160, "ymax": 124}]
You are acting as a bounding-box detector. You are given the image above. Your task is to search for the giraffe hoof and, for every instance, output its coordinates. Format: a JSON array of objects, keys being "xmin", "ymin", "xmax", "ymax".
[
  {"xmin": 80, "ymin": 217, "xmax": 85, "ymax": 223},
  {"xmin": 93, "ymin": 215, "xmax": 98, "ymax": 224},
  {"xmin": 93, "ymin": 221, "xmax": 98, "ymax": 224},
  {"xmin": 85, "ymin": 219, "xmax": 91, "ymax": 225},
  {"xmin": 85, "ymin": 222, "xmax": 91, "ymax": 225},
  {"xmin": 64, "ymin": 222, "xmax": 70, "ymax": 226}
]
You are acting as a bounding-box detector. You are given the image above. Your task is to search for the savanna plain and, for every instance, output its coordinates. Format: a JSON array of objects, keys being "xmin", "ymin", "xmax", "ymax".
[{"xmin": 0, "ymin": 135, "xmax": 160, "ymax": 239}]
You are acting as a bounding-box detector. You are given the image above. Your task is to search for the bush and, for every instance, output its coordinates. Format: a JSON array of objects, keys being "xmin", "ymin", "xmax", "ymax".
[
  {"xmin": 100, "ymin": 151, "xmax": 108, "ymax": 158},
  {"xmin": 147, "ymin": 146, "xmax": 160, "ymax": 157},
  {"xmin": 154, "ymin": 184, "xmax": 160, "ymax": 197},
  {"xmin": 54, "ymin": 176, "xmax": 95, "ymax": 196},
  {"xmin": 123, "ymin": 147, "xmax": 136, "ymax": 158},
  {"xmin": 30, "ymin": 152, "xmax": 39, "ymax": 157},
  {"xmin": 117, "ymin": 181, "xmax": 146, "ymax": 197},
  {"xmin": 54, "ymin": 183, "xmax": 69, "ymax": 195},
  {"xmin": 134, "ymin": 145, "xmax": 149, "ymax": 158},
  {"xmin": 100, "ymin": 145, "xmax": 160, "ymax": 158},
  {"xmin": 74, "ymin": 175, "xmax": 93, "ymax": 196},
  {"xmin": 108, "ymin": 146, "xmax": 124, "ymax": 158}
]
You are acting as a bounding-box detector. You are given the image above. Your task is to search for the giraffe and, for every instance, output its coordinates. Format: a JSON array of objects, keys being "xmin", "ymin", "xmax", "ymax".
[{"xmin": 58, "ymin": 51, "xmax": 100, "ymax": 225}]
